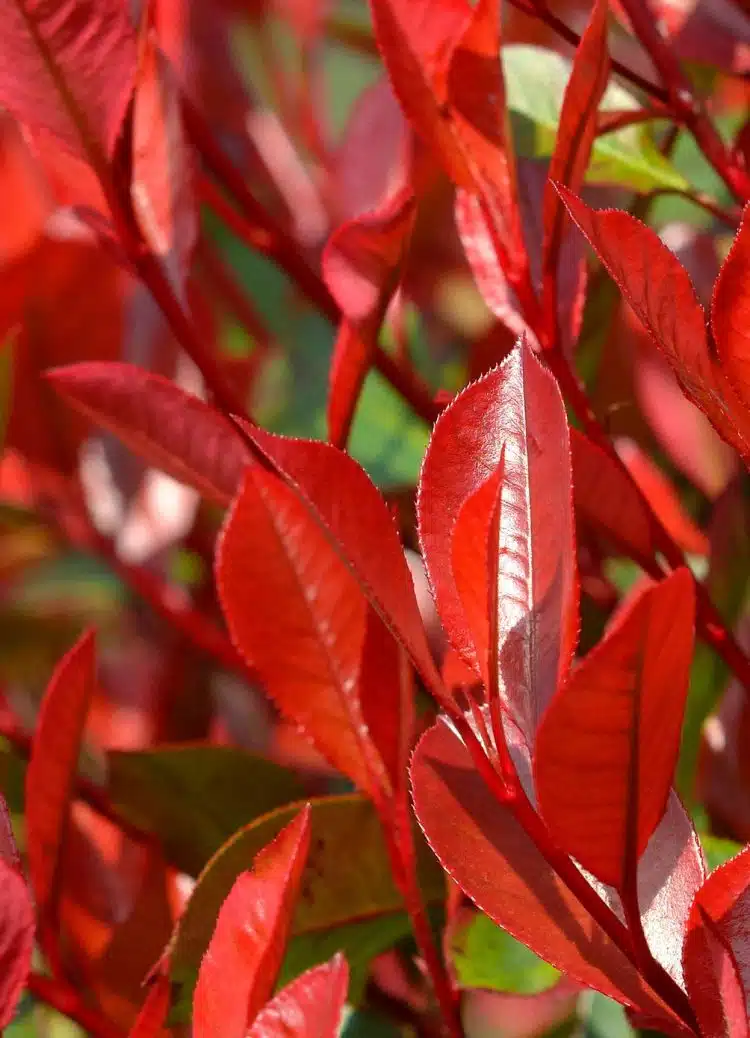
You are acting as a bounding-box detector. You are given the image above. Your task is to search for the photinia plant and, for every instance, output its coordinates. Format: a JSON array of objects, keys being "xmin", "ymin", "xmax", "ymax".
[{"xmin": 3, "ymin": 0, "xmax": 750, "ymax": 1036}]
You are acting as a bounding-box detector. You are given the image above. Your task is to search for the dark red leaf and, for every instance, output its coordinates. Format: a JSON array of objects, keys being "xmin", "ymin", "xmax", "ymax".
[
  {"xmin": 193, "ymin": 806, "xmax": 312, "ymax": 1038},
  {"xmin": 560, "ymin": 190, "xmax": 750, "ymax": 466},
  {"xmin": 712, "ymin": 204, "xmax": 750, "ymax": 412},
  {"xmin": 542, "ymin": 0, "xmax": 609, "ymax": 309},
  {"xmin": 132, "ymin": 31, "xmax": 197, "ymax": 295},
  {"xmin": 410, "ymin": 719, "xmax": 684, "ymax": 1027},
  {"xmin": 26, "ymin": 630, "xmax": 96, "ymax": 928},
  {"xmin": 570, "ymin": 429, "xmax": 656, "ymax": 568},
  {"xmin": 683, "ymin": 902, "xmax": 748, "ymax": 1038},
  {"xmin": 616, "ymin": 439, "xmax": 708, "ymax": 556},
  {"xmin": 216, "ymin": 465, "xmax": 389, "ymax": 795},
  {"xmin": 0, "ymin": 0, "xmax": 136, "ymax": 159},
  {"xmin": 235, "ymin": 423, "xmax": 441, "ymax": 694},
  {"xmin": 535, "ymin": 570, "xmax": 695, "ymax": 890},
  {"xmin": 46, "ymin": 362, "xmax": 250, "ymax": 505},
  {"xmin": 418, "ymin": 339, "xmax": 578, "ymax": 742},
  {"xmin": 0, "ymin": 797, "xmax": 34, "ymax": 1029},
  {"xmin": 247, "ymin": 954, "xmax": 349, "ymax": 1038}
]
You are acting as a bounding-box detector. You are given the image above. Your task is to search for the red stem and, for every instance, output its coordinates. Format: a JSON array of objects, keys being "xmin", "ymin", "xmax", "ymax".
[
  {"xmin": 382, "ymin": 797, "xmax": 463, "ymax": 1038},
  {"xmin": 610, "ymin": 0, "xmax": 750, "ymax": 203},
  {"xmin": 27, "ymin": 973, "xmax": 125, "ymax": 1038}
]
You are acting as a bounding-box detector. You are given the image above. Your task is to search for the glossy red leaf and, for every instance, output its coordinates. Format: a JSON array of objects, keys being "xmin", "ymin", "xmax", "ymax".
[
  {"xmin": 0, "ymin": 797, "xmax": 34, "ymax": 1029},
  {"xmin": 323, "ymin": 184, "xmax": 417, "ymax": 446},
  {"xmin": 47, "ymin": 362, "xmax": 250, "ymax": 506},
  {"xmin": 535, "ymin": 570, "xmax": 695, "ymax": 890},
  {"xmin": 683, "ymin": 903, "xmax": 748, "ymax": 1038},
  {"xmin": 560, "ymin": 190, "xmax": 750, "ymax": 466},
  {"xmin": 542, "ymin": 0, "xmax": 609, "ymax": 313},
  {"xmin": 0, "ymin": 0, "xmax": 136, "ymax": 159},
  {"xmin": 216, "ymin": 465, "xmax": 388, "ymax": 795},
  {"xmin": 132, "ymin": 31, "xmax": 197, "ymax": 295},
  {"xmin": 26, "ymin": 630, "xmax": 96, "ymax": 927},
  {"xmin": 683, "ymin": 845, "xmax": 750, "ymax": 1017},
  {"xmin": 418, "ymin": 340, "xmax": 578, "ymax": 742},
  {"xmin": 410, "ymin": 719, "xmax": 684, "ymax": 1028},
  {"xmin": 368, "ymin": 0, "xmax": 474, "ymax": 189},
  {"xmin": 193, "ymin": 807, "xmax": 311, "ymax": 1038},
  {"xmin": 247, "ymin": 954, "xmax": 349, "ymax": 1038},
  {"xmin": 712, "ymin": 204, "xmax": 750, "ymax": 411},
  {"xmin": 235, "ymin": 422, "xmax": 441, "ymax": 694},
  {"xmin": 128, "ymin": 973, "xmax": 171, "ymax": 1038},
  {"xmin": 450, "ymin": 458, "xmax": 505, "ymax": 692}
]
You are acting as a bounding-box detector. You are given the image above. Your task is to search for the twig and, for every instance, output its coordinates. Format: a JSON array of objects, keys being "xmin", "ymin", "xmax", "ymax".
[{"xmin": 609, "ymin": 0, "xmax": 750, "ymax": 203}]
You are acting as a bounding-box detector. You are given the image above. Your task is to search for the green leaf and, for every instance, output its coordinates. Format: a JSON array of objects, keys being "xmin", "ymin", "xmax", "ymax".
[
  {"xmin": 107, "ymin": 746, "xmax": 304, "ymax": 875},
  {"xmin": 450, "ymin": 912, "xmax": 560, "ymax": 995},
  {"xmin": 503, "ymin": 45, "xmax": 688, "ymax": 193},
  {"xmin": 168, "ymin": 795, "xmax": 444, "ymax": 1008},
  {"xmin": 700, "ymin": 831, "xmax": 744, "ymax": 872}
]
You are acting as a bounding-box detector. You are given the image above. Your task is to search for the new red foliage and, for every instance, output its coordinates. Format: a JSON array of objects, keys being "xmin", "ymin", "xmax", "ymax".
[{"xmin": 5, "ymin": 1, "xmax": 750, "ymax": 1036}]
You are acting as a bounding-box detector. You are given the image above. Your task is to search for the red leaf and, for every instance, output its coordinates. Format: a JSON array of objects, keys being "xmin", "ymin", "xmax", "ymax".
[
  {"xmin": 26, "ymin": 630, "xmax": 96, "ymax": 928},
  {"xmin": 46, "ymin": 362, "xmax": 250, "ymax": 505},
  {"xmin": 216, "ymin": 466, "xmax": 388, "ymax": 795},
  {"xmin": 683, "ymin": 903, "xmax": 748, "ymax": 1038},
  {"xmin": 410, "ymin": 719, "xmax": 683, "ymax": 1027},
  {"xmin": 235, "ymin": 423, "xmax": 441, "ymax": 694},
  {"xmin": 535, "ymin": 570, "xmax": 695, "ymax": 890},
  {"xmin": 542, "ymin": 0, "xmax": 609, "ymax": 306},
  {"xmin": 368, "ymin": 0, "xmax": 474, "ymax": 189},
  {"xmin": 132, "ymin": 31, "xmax": 197, "ymax": 295},
  {"xmin": 0, "ymin": 798, "xmax": 34, "ymax": 1029},
  {"xmin": 560, "ymin": 190, "xmax": 750, "ymax": 466},
  {"xmin": 682, "ymin": 845, "xmax": 750, "ymax": 1019},
  {"xmin": 193, "ymin": 806, "xmax": 312, "ymax": 1038},
  {"xmin": 712, "ymin": 204, "xmax": 750, "ymax": 411},
  {"xmin": 418, "ymin": 340, "xmax": 578, "ymax": 742},
  {"xmin": 323, "ymin": 184, "xmax": 417, "ymax": 446},
  {"xmin": 247, "ymin": 954, "xmax": 349, "ymax": 1038},
  {"xmin": 128, "ymin": 973, "xmax": 171, "ymax": 1038},
  {"xmin": 0, "ymin": 0, "xmax": 136, "ymax": 159}
]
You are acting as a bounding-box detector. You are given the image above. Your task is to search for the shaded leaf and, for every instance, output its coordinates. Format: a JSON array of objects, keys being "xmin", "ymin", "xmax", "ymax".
[
  {"xmin": 535, "ymin": 570, "xmax": 695, "ymax": 890},
  {"xmin": 323, "ymin": 185, "xmax": 417, "ymax": 447},
  {"xmin": 0, "ymin": 0, "xmax": 136, "ymax": 159},
  {"xmin": 418, "ymin": 340, "xmax": 578, "ymax": 742},
  {"xmin": 247, "ymin": 954, "xmax": 349, "ymax": 1038},
  {"xmin": 107, "ymin": 746, "xmax": 305, "ymax": 876},
  {"xmin": 47, "ymin": 362, "xmax": 249, "ymax": 505},
  {"xmin": 449, "ymin": 908, "xmax": 561, "ymax": 994},
  {"xmin": 193, "ymin": 806, "xmax": 311, "ymax": 1038},
  {"xmin": 26, "ymin": 630, "xmax": 96, "ymax": 927}
]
